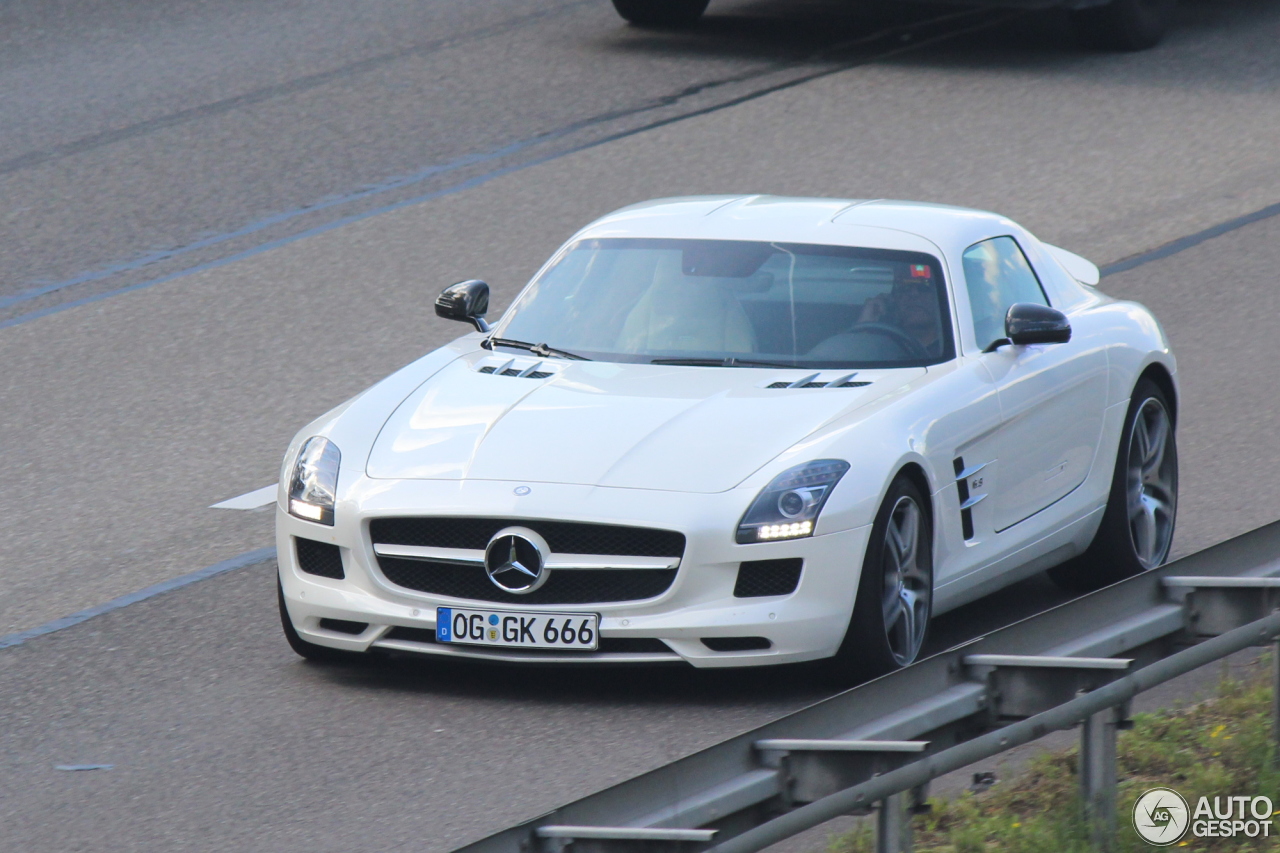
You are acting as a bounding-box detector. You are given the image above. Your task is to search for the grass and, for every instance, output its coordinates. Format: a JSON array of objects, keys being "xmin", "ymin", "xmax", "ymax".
[{"xmin": 829, "ymin": 655, "xmax": 1280, "ymax": 852}]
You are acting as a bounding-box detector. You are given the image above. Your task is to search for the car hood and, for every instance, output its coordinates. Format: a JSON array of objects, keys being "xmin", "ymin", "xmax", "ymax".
[{"xmin": 365, "ymin": 354, "xmax": 924, "ymax": 493}]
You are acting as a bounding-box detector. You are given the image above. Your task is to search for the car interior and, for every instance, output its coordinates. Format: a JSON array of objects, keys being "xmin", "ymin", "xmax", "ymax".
[{"xmin": 501, "ymin": 238, "xmax": 953, "ymax": 365}]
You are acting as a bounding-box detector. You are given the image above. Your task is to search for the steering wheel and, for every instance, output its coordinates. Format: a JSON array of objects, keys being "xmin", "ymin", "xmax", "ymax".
[{"xmin": 847, "ymin": 322, "xmax": 928, "ymax": 360}]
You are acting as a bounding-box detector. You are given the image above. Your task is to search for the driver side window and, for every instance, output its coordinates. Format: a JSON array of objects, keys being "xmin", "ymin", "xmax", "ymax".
[{"xmin": 962, "ymin": 237, "xmax": 1049, "ymax": 350}]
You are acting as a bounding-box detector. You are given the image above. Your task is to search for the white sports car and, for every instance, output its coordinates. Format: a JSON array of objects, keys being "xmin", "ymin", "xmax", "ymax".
[{"xmin": 276, "ymin": 196, "xmax": 1177, "ymax": 676}]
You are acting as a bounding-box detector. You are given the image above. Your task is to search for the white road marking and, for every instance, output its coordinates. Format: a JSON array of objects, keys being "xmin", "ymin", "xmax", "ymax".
[{"xmin": 210, "ymin": 484, "xmax": 277, "ymax": 510}]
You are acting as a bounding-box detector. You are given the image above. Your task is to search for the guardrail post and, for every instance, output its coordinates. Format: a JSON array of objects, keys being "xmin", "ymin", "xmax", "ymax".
[
  {"xmin": 1079, "ymin": 705, "xmax": 1120, "ymax": 850},
  {"xmin": 1273, "ymin": 639, "xmax": 1280, "ymax": 769},
  {"xmin": 962, "ymin": 654, "xmax": 1133, "ymax": 853},
  {"xmin": 754, "ymin": 740, "xmax": 928, "ymax": 853},
  {"xmin": 875, "ymin": 792, "xmax": 908, "ymax": 853}
]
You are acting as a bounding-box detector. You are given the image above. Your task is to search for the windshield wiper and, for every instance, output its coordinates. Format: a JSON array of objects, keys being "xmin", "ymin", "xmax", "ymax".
[
  {"xmin": 482, "ymin": 337, "xmax": 591, "ymax": 361},
  {"xmin": 649, "ymin": 357, "xmax": 805, "ymax": 368}
]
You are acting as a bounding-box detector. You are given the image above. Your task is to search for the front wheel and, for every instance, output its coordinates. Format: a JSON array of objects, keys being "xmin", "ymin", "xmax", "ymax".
[
  {"xmin": 1070, "ymin": 0, "xmax": 1176, "ymax": 51},
  {"xmin": 1049, "ymin": 377, "xmax": 1177, "ymax": 591},
  {"xmin": 611, "ymin": 0, "xmax": 710, "ymax": 28},
  {"xmin": 828, "ymin": 476, "xmax": 934, "ymax": 682}
]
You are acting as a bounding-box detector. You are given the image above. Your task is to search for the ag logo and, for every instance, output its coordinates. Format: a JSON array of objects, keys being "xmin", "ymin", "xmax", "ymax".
[{"xmin": 1133, "ymin": 787, "xmax": 1190, "ymax": 845}]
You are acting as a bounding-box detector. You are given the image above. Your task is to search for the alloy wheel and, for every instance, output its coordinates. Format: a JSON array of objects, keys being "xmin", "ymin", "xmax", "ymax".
[
  {"xmin": 881, "ymin": 496, "xmax": 931, "ymax": 666},
  {"xmin": 1126, "ymin": 397, "xmax": 1177, "ymax": 568}
]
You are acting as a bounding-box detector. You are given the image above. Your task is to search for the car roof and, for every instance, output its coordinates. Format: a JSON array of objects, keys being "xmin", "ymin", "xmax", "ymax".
[{"xmin": 574, "ymin": 195, "xmax": 1028, "ymax": 259}]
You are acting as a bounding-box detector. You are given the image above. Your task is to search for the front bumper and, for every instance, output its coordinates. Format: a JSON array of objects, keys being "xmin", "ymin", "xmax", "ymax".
[{"xmin": 277, "ymin": 477, "xmax": 871, "ymax": 668}]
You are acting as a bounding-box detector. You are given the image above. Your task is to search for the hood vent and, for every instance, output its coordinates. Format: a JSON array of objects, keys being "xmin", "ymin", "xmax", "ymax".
[
  {"xmin": 767, "ymin": 372, "xmax": 870, "ymax": 390},
  {"xmin": 477, "ymin": 359, "xmax": 553, "ymax": 380}
]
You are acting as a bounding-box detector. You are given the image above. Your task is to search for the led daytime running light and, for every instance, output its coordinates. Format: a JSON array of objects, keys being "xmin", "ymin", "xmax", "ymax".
[{"xmin": 757, "ymin": 521, "xmax": 812, "ymax": 540}]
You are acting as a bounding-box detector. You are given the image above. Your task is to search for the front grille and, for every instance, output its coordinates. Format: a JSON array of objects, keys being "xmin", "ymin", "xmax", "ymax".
[
  {"xmin": 370, "ymin": 517, "xmax": 685, "ymax": 558},
  {"xmin": 702, "ymin": 637, "xmax": 772, "ymax": 651},
  {"xmin": 383, "ymin": 626, "xmax": 671, "ymax": 654},
  {"xmin": 296, "ymin": 538, "xmax": 344, "ymax": 579},
  {"xmin": 377, "ymin": 557, "xmax": 677, "ymax": 604},
  {"xmin": 734, "ymin": 558, "xmax": 803, "ymax": 598}
]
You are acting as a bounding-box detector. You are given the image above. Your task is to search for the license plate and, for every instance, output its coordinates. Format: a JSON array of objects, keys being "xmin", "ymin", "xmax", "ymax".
[{"xmin": 436, "ymin": 607, "xmax": 599, "ymax": 651}]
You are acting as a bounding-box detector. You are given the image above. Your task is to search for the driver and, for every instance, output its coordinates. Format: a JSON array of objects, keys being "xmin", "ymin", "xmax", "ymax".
[{"xmin": 855, "ymin": 266, "xmax": 943, "ymax": 356}]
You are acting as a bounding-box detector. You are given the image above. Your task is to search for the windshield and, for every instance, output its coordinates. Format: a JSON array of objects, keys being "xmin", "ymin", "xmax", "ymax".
[{"xmin": 495, "ymin": 238, "xmax": 953, "ymax": 368}]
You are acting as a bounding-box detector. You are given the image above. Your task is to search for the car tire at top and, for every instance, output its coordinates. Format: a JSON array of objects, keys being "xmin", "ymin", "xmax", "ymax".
[
  {"xmin": 1048, "ymin": 376, "xmax": 1178, "ymax": 592},
  {"xmin": 611, "ymin": 0, "xmax": 710, "ymax": 28},
  {"xmin": 1070, "ymin": 0, "xmax": 1176, "ymax": 51}
]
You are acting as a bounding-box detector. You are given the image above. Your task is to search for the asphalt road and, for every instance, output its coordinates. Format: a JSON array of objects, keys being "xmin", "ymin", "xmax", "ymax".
[
  {"xmin": 3, "ymin": 0, "xmax": 1280, "ymax": 849},
  {"xmin": 0, "ymin": 0, "xmax": 986, "ymax": 320}
]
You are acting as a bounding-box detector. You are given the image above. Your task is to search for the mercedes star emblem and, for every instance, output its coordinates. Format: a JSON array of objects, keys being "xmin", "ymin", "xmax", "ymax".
[{"xmin": 484, "ymin": 527, "xmax": 550, "ymax": 594}]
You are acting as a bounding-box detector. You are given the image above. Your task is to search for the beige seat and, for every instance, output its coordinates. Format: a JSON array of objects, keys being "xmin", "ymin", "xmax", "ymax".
[{"xmin": 618, "ymin": 254, "xmax": 756, "ymax": 354}]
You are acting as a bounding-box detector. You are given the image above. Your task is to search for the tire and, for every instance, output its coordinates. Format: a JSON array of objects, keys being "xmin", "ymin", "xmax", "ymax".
[
  {"xmin": 828, "ymin": 476, "xmax": 934, "ymax": 682},
  {"xmin": 1070, "ymin": 0, "xmax": 1175, "ymax": 51},
  {"xmin": 277, "ymin": 577, "xmax": 357, "ymax": 663},
  {"xmin": 1048, "ymin": 377, "xmax": 1177, "ymax": 591},
  {"xmin": 611, "ymin": 0, "xmax": 710, "ymax": 28}
]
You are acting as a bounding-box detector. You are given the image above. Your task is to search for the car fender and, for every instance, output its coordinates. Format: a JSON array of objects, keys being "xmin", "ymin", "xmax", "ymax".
[
  {"xmin": 278, "ymin": 340, "xmax": 472, "ymax": 508},
  {"xmin": 743, "ymin": 384, "xmax": 944, "ymax": 538}
]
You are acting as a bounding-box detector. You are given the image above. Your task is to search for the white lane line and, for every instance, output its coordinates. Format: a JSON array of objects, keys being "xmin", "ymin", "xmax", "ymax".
[{"xmin": 210, "ymin": 484, "xmax": 277, "ymax": 510}]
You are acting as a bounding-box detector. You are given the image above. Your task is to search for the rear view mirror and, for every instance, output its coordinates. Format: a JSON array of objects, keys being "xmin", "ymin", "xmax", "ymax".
[
  {"xmin": 982, "ymin": 303, "xmax": 1072, "ymax": 352},
  {"xmin": 1005, "ymin": 302, "xmax": 1071, "ymax": 346},
  {"xmin": 436, "ymin": 280, "xmax": 491, "ymax": 333}
]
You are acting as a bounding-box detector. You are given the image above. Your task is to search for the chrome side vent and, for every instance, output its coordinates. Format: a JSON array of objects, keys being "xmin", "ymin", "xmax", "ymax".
[
  {"xmin": 767, "ymin": 372, "xmax": 871, "ymax": 390},
  {"xmin": 478, "ymin": 359, "xmax": 552, "ymax": 379},
  {"xmin": 953, "ymin": 458, "xmax": 988, "ymax": 541}
]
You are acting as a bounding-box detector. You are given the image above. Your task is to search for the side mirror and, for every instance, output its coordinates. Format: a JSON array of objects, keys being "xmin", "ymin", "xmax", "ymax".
[
  {"xmin": 435, "ymin": 280, "xmax": 491, "ymax": 333},
  {"xmin": 1006, "ymin": 302, "xmax": 1071, "ymax": 346}
]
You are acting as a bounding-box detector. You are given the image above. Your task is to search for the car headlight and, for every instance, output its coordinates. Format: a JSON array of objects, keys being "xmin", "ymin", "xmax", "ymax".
[
  {"xmin": 287, "ymin": 436, "xmax": 341, "ymax": 525},
  {"xmin": 736, "ymin": 459, "xmax": 850, "ymax": 544}
]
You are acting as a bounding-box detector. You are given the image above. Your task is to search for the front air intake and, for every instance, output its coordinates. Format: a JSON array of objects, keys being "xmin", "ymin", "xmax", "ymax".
[
  {"xmin": 295, "ymin": 538, "xmax": 344, "ymax": 579},
  {"xmin": 733, "ymin": 558, "xmax": 802, "ymax": 598},
  {"xmin": 702, "ymin": 637, "xmax": 772, "ymax": 652},
  {"xmin": 318, "ymin": 618, "xmax": 367, "ymax": 635}
]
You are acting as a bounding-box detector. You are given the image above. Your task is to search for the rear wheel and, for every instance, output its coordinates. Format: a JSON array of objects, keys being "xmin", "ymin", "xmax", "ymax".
[
  {"xmin": 829, "ymin": 476, "xmax": 934, "ymax": 682},
  {"xmin": 1070, "ymin": 0, "xmax": 1176, "ymax": 51},
  {"xmin": 611, "ymin": 0, "xmax": 710, "ymax": 27},
  {"xmin": 277, "ymin": 578, "xmax": 357, "ymax": 663},
  {"xmin": 1049, "ymin": 377, "xmax": 1177, "ymax": 591}
]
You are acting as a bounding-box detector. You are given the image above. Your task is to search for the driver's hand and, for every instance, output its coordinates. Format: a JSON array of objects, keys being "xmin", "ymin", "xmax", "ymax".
[{"xmin": 859, "ymin": 294, "xmax": 888, "ymax": 324}]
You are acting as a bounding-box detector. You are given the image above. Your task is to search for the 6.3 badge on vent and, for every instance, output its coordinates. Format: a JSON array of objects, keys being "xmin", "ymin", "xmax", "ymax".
[{"xmin": 436, "ymin": 607, "xmax": 599, "ymax": 650}]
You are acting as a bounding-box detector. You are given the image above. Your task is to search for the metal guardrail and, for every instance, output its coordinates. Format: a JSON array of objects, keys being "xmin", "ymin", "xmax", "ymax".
[{"xmin": 450, "ymin": 521, "xmax": 1280, "ymax": 853}]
